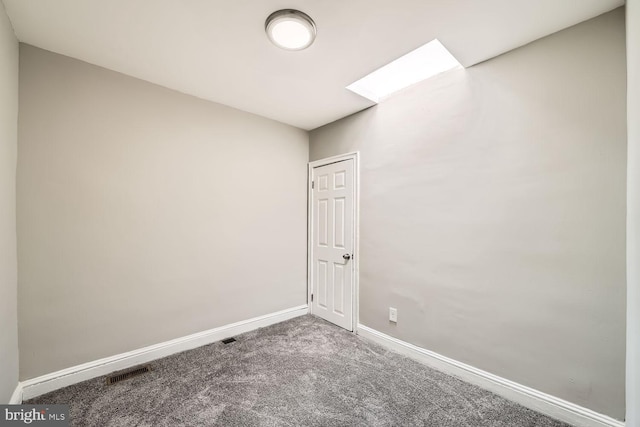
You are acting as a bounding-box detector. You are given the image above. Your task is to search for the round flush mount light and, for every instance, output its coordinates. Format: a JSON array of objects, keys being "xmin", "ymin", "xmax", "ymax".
[{"xmin": 265, "ymin": 9, "xmax": 316, "ymax": 51}]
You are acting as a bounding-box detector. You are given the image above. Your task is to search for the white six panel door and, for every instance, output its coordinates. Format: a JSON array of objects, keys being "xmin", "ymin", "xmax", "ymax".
[{"xmin": 311, "ymin": 159, "xmax": 354, "ymax": 331}]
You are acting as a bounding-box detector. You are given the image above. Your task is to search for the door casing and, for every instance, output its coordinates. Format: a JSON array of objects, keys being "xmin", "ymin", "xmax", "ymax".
[{"xmin": 307, "ymin": 152, "xmax": 360, "ymax": 332}]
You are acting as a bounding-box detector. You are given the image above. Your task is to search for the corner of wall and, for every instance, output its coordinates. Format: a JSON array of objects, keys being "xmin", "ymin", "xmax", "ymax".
[
  {"xmin": 626, "ymin": 1, "xmax": 640, "ymax": 425},
  {"xmin": 0, "ymin": 0, "xmax": 20, "ymax": 404}
]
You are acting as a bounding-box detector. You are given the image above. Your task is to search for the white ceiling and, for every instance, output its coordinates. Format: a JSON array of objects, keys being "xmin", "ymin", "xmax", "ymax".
[{"xmin": 2, "ymin": 0, "xmax": 624, "ymax": 130}]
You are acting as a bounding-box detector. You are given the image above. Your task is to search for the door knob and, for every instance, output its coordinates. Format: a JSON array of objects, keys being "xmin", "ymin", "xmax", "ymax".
[{"xmin": 343, "ymin": 253, "xmax": 351, "ymax": 260}]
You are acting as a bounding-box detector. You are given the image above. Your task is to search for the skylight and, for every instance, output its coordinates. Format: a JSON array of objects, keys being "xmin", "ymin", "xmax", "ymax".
[{"xmin": 346, "ymin": 39, "xmax": 463, "ymax": 103}]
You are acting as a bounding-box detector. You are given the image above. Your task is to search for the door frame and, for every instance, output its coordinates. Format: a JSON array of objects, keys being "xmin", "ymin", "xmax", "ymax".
[{"xmin": 307, "ymin": 152, "xmax": 360, "ymax": 333}]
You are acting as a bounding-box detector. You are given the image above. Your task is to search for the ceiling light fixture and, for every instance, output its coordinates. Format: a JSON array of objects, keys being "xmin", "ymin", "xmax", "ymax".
[{"xmin": 265, "ymin": 9, "xmax": 316, "ymax": 51}]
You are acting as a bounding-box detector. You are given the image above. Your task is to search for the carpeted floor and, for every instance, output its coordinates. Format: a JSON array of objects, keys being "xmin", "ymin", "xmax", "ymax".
[{"xmin": 27, "ymin": 315, "xmax": 571, "ymax": 426}]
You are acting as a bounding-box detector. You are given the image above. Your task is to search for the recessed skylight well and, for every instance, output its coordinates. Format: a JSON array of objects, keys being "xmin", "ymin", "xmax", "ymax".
[{"xmin": 346, "ymin": 39, "xmax": 462, "ymax": 103}]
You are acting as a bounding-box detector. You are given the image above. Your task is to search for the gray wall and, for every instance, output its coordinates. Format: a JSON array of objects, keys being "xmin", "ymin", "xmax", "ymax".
[
  {"xmin": 0, "ymin": 1, "xmax": 19, "ymax": 403},
  {"xmin": 627, "ymin": 0, "xmax": 640, "ymax": 425},
  {"xmin": 311, "ymin": 9, "xmax": 626, "ymax": 419},
  {"xmin": 17, "ymin": 45, "xmax": 308, "ymax": 380}
]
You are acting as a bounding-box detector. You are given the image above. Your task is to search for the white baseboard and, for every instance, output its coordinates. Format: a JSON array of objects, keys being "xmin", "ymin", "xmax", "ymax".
[
  {"xmin": 21, "ymin": 305, "xmax": 309, "ymax": 401},
  {"xmin": 9, "ymin": 383, "xmax": 23, "ymax": 404},
  {"xmin": 357, "ymin": 324, "xmax": 624, "ymax": 427}
]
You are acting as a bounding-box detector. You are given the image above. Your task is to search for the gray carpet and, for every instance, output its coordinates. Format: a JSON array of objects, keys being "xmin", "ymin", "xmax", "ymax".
[{"xmin": 27, "ymin": 315, "xmax": 571, "ymax": 426}]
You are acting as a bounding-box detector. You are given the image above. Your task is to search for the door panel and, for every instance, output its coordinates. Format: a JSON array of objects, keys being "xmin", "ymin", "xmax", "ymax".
[{"xmin": 311, "ymin": 159, "xmax": 354, "ymax": 331}]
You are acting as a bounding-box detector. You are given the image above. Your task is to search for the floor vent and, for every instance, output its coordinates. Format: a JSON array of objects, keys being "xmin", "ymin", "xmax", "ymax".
[
  {"xmin": 222, "ymin": 337, "xmax": 236, "ymax": 344},
  {"xmin": 106, "ymin": 365, "xmax": 152, "ymax": 385}
]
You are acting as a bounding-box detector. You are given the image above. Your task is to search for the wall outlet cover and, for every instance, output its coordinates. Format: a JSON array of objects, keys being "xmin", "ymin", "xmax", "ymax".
[{"xmin": 389, "ymin": 307, "xmax": 398, "ymax": 323}]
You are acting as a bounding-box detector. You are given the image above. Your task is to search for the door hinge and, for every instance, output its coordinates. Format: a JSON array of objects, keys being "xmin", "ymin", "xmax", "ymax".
[
  {"xmin": 311, "ymin": 181, "xmax": 314, "ymax": 189},
  {"xmin": 311, "ymin": 294, "xmax": 314, "ymax": 302}
]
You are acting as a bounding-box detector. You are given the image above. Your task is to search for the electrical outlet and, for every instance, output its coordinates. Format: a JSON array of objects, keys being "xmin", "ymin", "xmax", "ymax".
[{"xmin": 389, "ymin": 307, "xmax": 398, "ymax": 323}]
